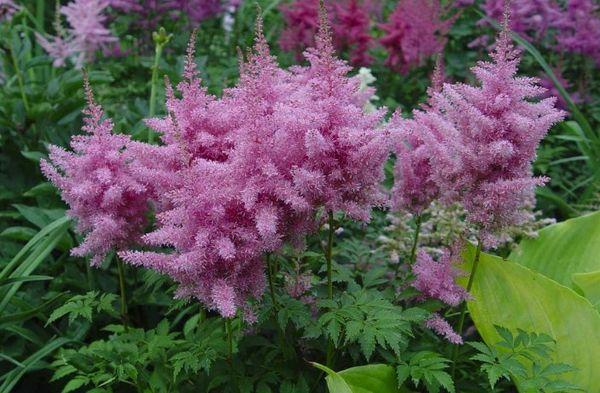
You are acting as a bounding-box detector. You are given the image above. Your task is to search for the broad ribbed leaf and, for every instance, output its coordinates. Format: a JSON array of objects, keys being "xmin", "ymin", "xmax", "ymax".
[
  {"xmin": 312, "ymin": 363, "xmax": 411, "ymax": 393},
  {"xmin": 460, "ymin": 246, "xmax": 600, "ymax": 392},
  {"xmin": 509, "ymin": 211, "xmax": 600, "ymax": 291}
]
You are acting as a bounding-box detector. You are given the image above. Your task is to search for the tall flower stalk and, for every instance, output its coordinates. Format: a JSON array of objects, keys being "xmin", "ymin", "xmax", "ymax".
[
  {"xmin": 408, "ymin": 214, "xmax": 422, "ymax": 264},
  {"xmin": 116, "ymin": 257, "xmax": 129, "ymax": 330},
  {"xmin": 148, "ymin": 27, "xmax": 172, "ymax": 142},
  {"xmin": 325, "ymin": 211, "xmax": 335, "ymax": 367},
  {"xmin": 451, "ymin": 237, "xmax": 482, "ymax": 377}
]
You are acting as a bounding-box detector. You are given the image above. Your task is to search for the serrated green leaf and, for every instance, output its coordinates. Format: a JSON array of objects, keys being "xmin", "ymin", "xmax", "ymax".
[{"xmin": 62, "ymin": 376, "xmax": 89, "ymax": 393}]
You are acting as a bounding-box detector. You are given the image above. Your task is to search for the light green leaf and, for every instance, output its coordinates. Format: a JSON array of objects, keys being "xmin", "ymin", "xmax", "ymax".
[
  {"xmin": 459, "ymin": 246, "xmax": 600, "ymax": 392},
  {"xmin": 337, "ymin": 364, "xmax": 402, "ymax": 393},
  {"xmin": 310, "ymin": 362, "xmax": 353, "ymax": 393},
  {"xmin": 509, "ymin": 211, "xmax": 600, "ymax": 292},
  {"xmin": 571, "ymin": 272, "xmax": 600, "ymax": 309},
  {"xmin": 312, "ymin": 363, "xmax": 409, "ymax": 393}
]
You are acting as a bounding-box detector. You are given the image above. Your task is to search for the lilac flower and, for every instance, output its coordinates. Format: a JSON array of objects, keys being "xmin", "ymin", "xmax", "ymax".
[
  {"xmin": 109, "ymin": 0, "xmax": 238, "ymax": 29},
  {"xmin": 379, "ymin": 0, "xmax": 454, "ymax": 74},
  {"xmin": 424, "ymin": 26, "xmax": 565, "ymax": 245},
  {"xmin": 479, "ymin": 0, "xmax": 560, "ymax": 43},
  {"xmin": 41, "ymin": 80, "xmax": 152, "ymax": 266},
  {"xmin": 0, "ymin": 0, "xmax": 20, "ymax": 22},
  {"xmin": 551, "ymin": 0, "xmax": 600, "ymax": 65},
  {"xmin": 165, "ymin": 0, "xmax": 223, "ymax": 24},
  {"xmin": 426, "ymin": 313, "xmax": 463, "ymax": 344},
  {"xmin": 412, "ymin": 248, "xmax": 469, "ymax": 307}
]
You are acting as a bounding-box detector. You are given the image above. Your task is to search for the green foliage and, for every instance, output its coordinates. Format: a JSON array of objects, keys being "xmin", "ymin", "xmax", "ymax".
[
  {"xmin": 50, "ymin": 318, "xmax": 228, "ymax": 392},
  {"xmin": 313, "ymin": 288, "xmax": 427, "ymax": 360},
  {"xmin": 396, "ymin": 351, "xmax": 454, "ymax": 393},
  {"xmin": 46, "ymin": 291, "xmax": 118, "ymax": 326},
  {"xmin": 469, "ymin": 326, "xmax": 581, "ymax": 392}
]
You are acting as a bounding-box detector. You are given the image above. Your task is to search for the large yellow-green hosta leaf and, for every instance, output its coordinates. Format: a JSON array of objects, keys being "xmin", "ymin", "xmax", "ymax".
[
  {"xmin": 460, "ymin": 246, "xmax": 600, "ymax": 392},
  {"xmin": 509, "ymin": 210, "xmax": 600, "ymax": 292},
  {"xmin": 311, "ymin": 362, "xmax": 407, "ymax": 393}
]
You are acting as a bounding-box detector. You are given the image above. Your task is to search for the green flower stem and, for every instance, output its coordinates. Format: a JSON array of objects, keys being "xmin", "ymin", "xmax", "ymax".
[
  {"xmin": 148, "ymin": 27, "xmax": 172, "ymax": 143},
  {"xmin": 266, "ymin": 254, "xmax": 278, "ymax": 310},
  {"xmin": 451, "ymin": 237, "xmax": 482, "ymax": 378},
  {"xmin": 409, "ymin": 214, "xmax": 422, "ymax": 264},
  {"xmin": 325, "ymin": 211, "xmax": 335, "ymax": 367},
  {"xmin": 226, "ymin": 318, "xmax": 233, "ymax": 364},
  {"xmin": 116, "ymin": 257, "xmax": 129, "ymax": 331},
  {"xmin": 326, "ymin": 211, "xmax": 334, "ymax": 300}
]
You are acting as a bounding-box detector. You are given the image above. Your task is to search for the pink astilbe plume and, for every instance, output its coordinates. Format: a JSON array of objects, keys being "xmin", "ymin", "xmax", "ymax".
[
  {"xmin": 62, "ymin": 0, "xmax": 117, "ymax": 60},
  {"xmin": 38, "ymin": 0, "xmax": 117, "ymax": 67},
  {"xmin": 41, "ymin": 79, "xmax": 152, "ymax": 266},
  {"xmin": 280, "ymin": 0, "xmax": 375, "ymax": 65},
  {"xmin": 0, "ymin": 0, "xmax": 20, "ymax": 22},
  {"xmin": 412, "ymin": 248, "xmax": 469, "ymax": 307},
  {"xmin": 424, "ymin": 20, "xmax": 565, "ymax": 245},
  {"xmin": 121, "ymin": 12, "xmax": 388, "ymax": 317},
  {"xmin": 379, "ymin": 0, "xmax": 454, "ymax": 74},
  {"xmin": 551, "ymin": 0, "xmax": 600, "ymax": 65},
  {"xmin": 425, "ymin": 313, "xmax": 463, "ymax": 344},
  {"xmin": 35, "ymin": 34, "xmax": 74, "ymax": 67},
  {"xmin": 388, "ymin": 57, "xmax": 450, "ymax": 214},
  {"xmin": 288, "ymin": 13, "xmax": 389, "ymax": 220}
]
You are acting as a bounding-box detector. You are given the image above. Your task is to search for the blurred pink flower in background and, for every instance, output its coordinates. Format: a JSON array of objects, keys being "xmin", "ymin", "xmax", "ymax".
[{"xmin": 379, "ymin": 0, "xmax": 454, "ymax": 74}]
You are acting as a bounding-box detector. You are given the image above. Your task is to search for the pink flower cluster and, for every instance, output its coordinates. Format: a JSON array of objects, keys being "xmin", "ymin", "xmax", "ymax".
[
  {"xmin": 41, "ymin": 80, "xmax": 152, "ymax": 267},
  {"xmin": 425, "ymin": 313, "xmax": 463, "ymax": 344},
  {"xmin": 479, "ymin": 0, "xmax": 600, "ymax": 65},
  {"xmin": 37, "ymin": 0, "xmax": 117, "ymax": 67},
  {"xmin": 44, "ymin": 17, "xmax": 388, "ymax": 318},
  {"xmin": 390, "ymin": 26, "xmax": 565, "ymax": 245},
  {"xmin": 379, "ymin": 0, "xmax": 455, "ymax": 74},
  {"xmin": 0, "ymin": 0, "xmax": 20, "ymax": 22},
  {"xmin": 109, "ymin": 0, "xmax": 239, "ymax": 27},
  {"xmin": 280, "ymin": 0, "xmax": 454, "ymax": 71},
  {"xmin": 280, "ymin": 0, "xmax": 375, "ymax": 66},
  {"xmin": 412, "ymin": 248, "xmax": 469, "ymax": 307},
  {"xmin": 551, "ymin": 0, "xmax": 600, "ymax": 65},
  {"xmin": 480, "ymin": 0, "xmax": 560, "ymax": 43}
]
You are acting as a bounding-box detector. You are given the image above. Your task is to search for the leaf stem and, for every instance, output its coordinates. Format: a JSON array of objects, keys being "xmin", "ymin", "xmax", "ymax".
[
  {"xmin": 116, "ymin": 257, "xmax": 129, "ymax": 331},
  {"xmin": 451, "ymin": 238, "xmax": 482, "ymax": 378},
  {"xmin": 9, "ymin": 42, "xmax": 30, "ymax": 115}
]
